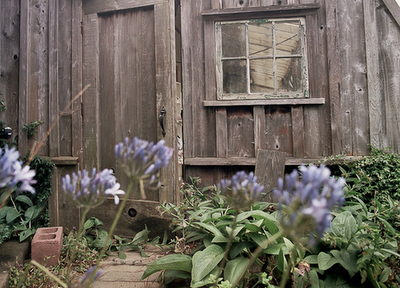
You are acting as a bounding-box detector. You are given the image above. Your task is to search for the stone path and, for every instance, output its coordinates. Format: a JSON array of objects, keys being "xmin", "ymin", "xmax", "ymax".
[{"xmin": 92, "ymin": 245, "xmax": 165, "ymax": 288}]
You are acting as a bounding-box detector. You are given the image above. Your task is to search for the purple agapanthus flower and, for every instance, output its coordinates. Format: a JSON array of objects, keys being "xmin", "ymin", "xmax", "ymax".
[
  {"xmin": 114, "ymin": 137, "xmax": 173, "ymax": 183},
  {"xmin": 75, "ymin": 266, "xmax": 102, "ymax": 287},
  {"xmin": 0, "ymin": 145, "xmax": 36, "ymax": 194},
  {"xmin": 219, "ymin": 171, "xmax": 264, "ymax": 211},
  {"xmin": 273, "ymin": 165, "xmax": 345, "ymax": 246},
  {"xmin": 62, "ymin": 168, "xmax": 124, "ymax": 208}
]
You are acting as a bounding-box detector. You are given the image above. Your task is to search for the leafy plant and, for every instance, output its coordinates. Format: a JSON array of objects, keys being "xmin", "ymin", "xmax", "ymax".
[{"xmin": 23, "ymin": 120, "xmax": 43, "ymax": 137}]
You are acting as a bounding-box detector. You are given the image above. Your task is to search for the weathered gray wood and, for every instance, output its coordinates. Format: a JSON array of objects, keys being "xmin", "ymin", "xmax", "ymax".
[
  {"xmin": 364, "ymin": 0, "xmax": 383, "ymax": 148},
  {"xmin": 381, "ymin": 0, "xmax": 400, "ymax": 28},
  {"xmin": 338, "ymin": 0, "xmax": 369, "ymax": 156},
  {"xmin": 325, "ymin": 0, "xmax": 342, "ymax": 155},
  {"xmin": 0, "ymin": 0, "xmax": 19, "ymax": 146},
  {"xmin": 265, "ymin": 106, "xmax": 292, "ymax": 156},
  {"xmin": 216, "ymin": 108, "xmax": 228, "ymax": 157},
  {"xmin": 255, "ymin": 150, "xmax": 286, "ymax": 201},
  {"xmin": 291, "ymin": 106, "xmax": 304, "ymax": 157},
  {"xmin": 203, "ymin": 98, "xmax": 325, "ymax": 106},
  {"xmin": 83, "ymin": 0, "xmax": 165, "ymax": 15},
  {"xmin": 253, "ymin": 106, "xmax": 266, "ymax": 152},
  {"xmin": 227, "ymin": 108, "xmax": 255, "ymax": 157}
]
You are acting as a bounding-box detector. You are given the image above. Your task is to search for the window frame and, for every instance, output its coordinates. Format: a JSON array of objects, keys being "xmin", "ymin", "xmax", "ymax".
[{"xmin": 215, "ymin": 17, "xmax": 309, "ymax": 100}]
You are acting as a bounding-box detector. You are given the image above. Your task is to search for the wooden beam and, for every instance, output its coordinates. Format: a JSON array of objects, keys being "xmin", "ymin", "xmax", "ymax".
[
  {"xmin": 363, "ymin": 0, "xmax": 382, "ymax": 148},
  {"xmin": 202, "ymin": 4, "xmax": 320, "ymax": 20},
  {"xmin": 184, "ymin": 156, "xmax": 364, "ymax": 166},
  {"xmin": 381, "ymin": 0, "xmax": 400, "ymax": 28},
  {"xmin": 204, "ymin": 98, "xmax": 325, "ymax": 106}
]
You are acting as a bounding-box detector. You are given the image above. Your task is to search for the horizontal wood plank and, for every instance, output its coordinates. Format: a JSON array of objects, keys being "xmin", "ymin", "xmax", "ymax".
[
  {"xmin": 184, "ymin": 156, "xmax": 363, "ymax": 166},
  {"xmin": 204, "ymin": 98, "xmax": 325, "ymax": 106},
  {"xmin": 202, "ymin": 4, "xmax": 320, "ymax": 20},
  {"xmin": 83, "ymin": 0, "xmax": 165, "ymax": 15},
  {"xmin": 49, "ymin": 156, "xmax": 79, "ymax": 166}
]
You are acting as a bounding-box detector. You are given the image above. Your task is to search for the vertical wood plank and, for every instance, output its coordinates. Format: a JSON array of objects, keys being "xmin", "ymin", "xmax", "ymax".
[
  {"xmin": 326, "ymin": 0, "xmax": 342, "ymax": 155},
  {"xmin": 255, "ymin": 149, "xmax": 286, "ymax": 201},
  {"xmin": 265, "ymin": 106, "xmax": 293, "ymax": 156},
  {"xmin": 227, "ymin": 107, "xmax": 255, "ymax": 158},
  {"xmin": 338, "ymin": 0, "xmax": 369, "ymax": 155},
  {"xmin": 363, "ymin": 0, "xmax": 382, "ymax": 148},
  {"xmin": 71, "ymin": 0, "xmax": 83, "ymax": 161},
  {"xmin": 155, "ymin": 2, "xmax": 178, "ymax": 203},
  {"xmin": 48, "ymin": 0, "xmax": 59, "ymax": 157},
  {"xmin": 82, "ymin": 13, "xmax": 99, "ymax": 168},
  {"xmin": 253, "ymin": 106, "xmax": 266, "ymax": 153},
  {"xmin": 216, "ymin": 108, "xmax": 228, "ymax": 157},
  {"xmin": 0, "ymin": 0, "xmax": 20, "ymax": 145},
  {"xmin": 291, "ymin": 106, "xmax": 304, "ymax": 158}
]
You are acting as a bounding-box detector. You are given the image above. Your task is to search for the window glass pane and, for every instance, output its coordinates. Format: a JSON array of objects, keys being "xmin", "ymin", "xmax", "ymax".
[
  {"xmin": 275, "ymin": 21, "xmax": 301, "ymax": 56},
  {"xmin": 221, "ymin": 23, "xmax": 246, "ymax": 57},
  {"xmin": 277, "ymin": 58, "xmax": 303, "ymax": 93},
  {"xmin": 223, "ymin": 60, "xmax": 247, "ymax": 93},
  {"xmin": 250, "ymin": 59, "xmax": 274, "ymax": 93},
  {"xmin": 248, "ymin": 22, "xmax": 272, "ymax": 58}
]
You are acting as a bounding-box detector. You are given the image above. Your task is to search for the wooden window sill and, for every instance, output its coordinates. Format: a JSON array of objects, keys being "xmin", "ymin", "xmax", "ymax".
[
  {"xmin": 203, "ymin": 98, "xmax": 325, "ymax": 107},
  {"xmin": 202, "ymin": 4, "xmax": 320, "ymax": 20}
]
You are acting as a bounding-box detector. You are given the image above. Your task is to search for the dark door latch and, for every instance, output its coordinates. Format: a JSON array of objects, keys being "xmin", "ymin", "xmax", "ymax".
[{"xmin": 159, "ymin": 107, "xmax": 166, "ymax": 137}]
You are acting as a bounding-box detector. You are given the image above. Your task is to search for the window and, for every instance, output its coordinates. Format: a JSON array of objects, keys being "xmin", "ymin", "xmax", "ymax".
[{"xmin": 216, "ymin": 18, "xmax": 308, "ymax": 100}]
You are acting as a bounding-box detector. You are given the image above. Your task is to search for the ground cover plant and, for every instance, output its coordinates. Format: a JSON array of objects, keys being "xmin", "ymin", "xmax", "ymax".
[{"xmin": 141, "ymin": 162, "xmax": 400, "ymax": 287}]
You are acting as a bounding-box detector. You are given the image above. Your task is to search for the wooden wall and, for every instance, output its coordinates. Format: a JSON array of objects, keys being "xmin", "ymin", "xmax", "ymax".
[
  {"xmin": 181, "ymin": 0, "xmax": 400, "ymax": 186},
  {"xmin": 0, "ymin": 0, "xmax": 400, "ymax": 211}
]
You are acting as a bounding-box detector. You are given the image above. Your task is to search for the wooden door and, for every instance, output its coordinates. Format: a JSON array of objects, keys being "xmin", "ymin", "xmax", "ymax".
[{"xmin": 82, "ymin": 0, "xmax": 177, "ymax": 237}]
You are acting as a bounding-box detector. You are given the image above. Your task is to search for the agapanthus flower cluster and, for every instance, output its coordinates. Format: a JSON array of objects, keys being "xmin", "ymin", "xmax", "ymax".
[
  {"xmin": 273, "ymin": 164, "xmax": 345, "ymax": 246},
  {"xmin": 114, "ymin": 137, "xmax": 173, "ymax": 183},
  {"xmin": 219, "ymin": 171, "xmax": 265, "ymax": 211},
  {"xmin": 0, "ymin": 145, "xmax": 36, "ymax": 194},
  {"xmin": 62, "ymin": 168, "xmax": 124, "ymax": 208}
]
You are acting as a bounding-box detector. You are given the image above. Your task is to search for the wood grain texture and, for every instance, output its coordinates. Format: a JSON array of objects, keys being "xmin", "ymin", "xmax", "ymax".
[{"xmin": 255, "ymin": 149, "xmax": 286, "ymax": 201}]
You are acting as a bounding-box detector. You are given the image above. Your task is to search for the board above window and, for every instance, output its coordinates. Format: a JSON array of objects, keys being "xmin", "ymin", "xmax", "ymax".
[{"xmin": 216, "ymin": 17, "xmax": 309, "ymax": 100}]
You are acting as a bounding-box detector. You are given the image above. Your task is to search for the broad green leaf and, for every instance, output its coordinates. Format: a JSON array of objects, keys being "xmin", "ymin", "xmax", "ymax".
[
  {"xmin": 211, "ymin": 234, "xmax": 229, "ymax": 243},
  {"xmin": 309, "ymin": 269, "xmax": 320, "ymax": 288},
  {"xmin": 24, "ymin": 206, "xmax": 40, "ymax": 221},
  {"xmin": 141, "ymin": 254, "xmax": 192, "ymax": 280},
  {"xmin": 377, "ymin": 215, "xmax": 396, "ymax": 236},
  {"xmin": 224, "ymin": 257, "xmax": 249, "ymax": 285},
  {"xmin": 264, "ymin": 243, "xmax": 289, "ymax": 255},
  {"xmin": 248, "ymin": 232, "xmax": 268, "ymax": 247},
  {"xmin": 330, "ymin": 250, "xmax": 357, "ymax": 277},
  {"xmin": 15, "ymin": 195, "xmax": 34, "ymax": 207},
  {"xmin": 131, "ymin": 226, "xmax": 149, "ymax": 245},
  {"xmin": 196, "ymin": 222, "xmax": 224, "ymax": 238},
  {"xmin": 191, "ymin": 266, "xmax": 219, "ymax": 288},
  {"xmin": 229, "ymin": 242, "xmax": 253, "ymax": 259},
  {"xmin": 330, "ymin": 211, "xmax": 357, "ymax": 242},
  {"xmin": 19, "ymin": 228, "xmax": 36, "ymax": 242},
  {"xmin": 225, "ymin": 225, "xmax": 244, "ymax": 238},
  {"xmin": 0, "ymin": 206, "xmax": 13, "ymax": 220},
  {"xmin": 6, "ymin": 209, "xmax": 21, "ymax": 224},
  {"xmin": 303, "ymin": 255, "xmax": 318, "ymax": 265},
  {"xmin": 277, "ymin": 248, "xmax": 287, "ymax": 272},
  {"xmin": 92, "ymin": 229, "xmax": 111, "ymax": 249},
  {"xmin": 84, "ymin": 218, "xmax": 95, "ymax": 230},
  {"xmin": 191, "ymin": 244, "xmax": 224, "ymax": 283},
  {"xmin": 380, "ymin": 267, "xmax": 391, "ymax": 283},
  {"xmin": 118, "ymin": 250, "xmax": 127, "ymax": 259},
  {"xmin": 317, "ymin": 252, "xmax": 339, "ymax": 271},
  {"xmin": 164, "ymin": 270, "xmax": 191, "ymax": 285}
]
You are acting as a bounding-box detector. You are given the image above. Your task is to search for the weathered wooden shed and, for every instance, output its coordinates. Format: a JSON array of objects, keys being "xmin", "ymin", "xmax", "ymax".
[{"xmin": 0, "ymin": 0, "xmax": 400, "ymax": 235}]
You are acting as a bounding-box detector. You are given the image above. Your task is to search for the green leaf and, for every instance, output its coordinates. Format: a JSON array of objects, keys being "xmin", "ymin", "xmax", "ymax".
[
  {"xmin": 191, "ymin": 244, "xmax": 224, "ymax": 283},
  {"xmin": 196, "ymin": 222, "xmax": 224, "ymax": 238},
  {"xmin": 141, "ymin": 254, "xmax": 192, "ymax": 280},
  {"xmin": 118, "ymin": 250, "xmax": 127, "ymax": 259},
  {"xmin": 330, "ymin": 250, "xmax": 358, "ymax": 277},
  {"xmin": 131, "ymin": 226, "xmax": 149, "ymax": 245},
  {"xmin": 377, "ymin": 215, "xmax": 396, "ymax": 236},
  {"xmin": 379, "ymin": 267, "xmax": 391, "ymax": 283},
  {"xmin": 317, "ymin": 252, "xmax": 339, "ymax": 271},
  {"xmin": 15, "ymin": 195, "xmax": 34, "ymax": 207},
  {"xmin": 19, "ymin": 228, "xmax": 36, "ymax": 242},
  {"xmin": 304, "ymin": 255, "xmax": 319, "ymax": 265},
  {"xmin": 84, "ymin": 218, "xmax": 95, "ymax": 230},
  {"xmin": 229, "ymin": 242, "xmax": 253, "ymax": 259},
  {"xmin": 224, "ymin": 257, "xmax": 249, "ymax": 285},
  {"xmin": 277, "ymin": 248, "xmax": 287, "ymax": 272},
  {"xmin": 330, "ymin": 211, "xmax": 357, "ymax": 242},
  {"xmin": 24, "ymin": 206, "xmax": 40, "ymax": 221},
  {"xmin": 0, "ymin": 206, "xmax": 13, "ymax": 220},
  {"xmin": 6, "ymin": 209, "xmax": 21, "ymax": 224},
  {"xmin": 164, "ymin": 270, "xmax": 191, "ymax": 285}
]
